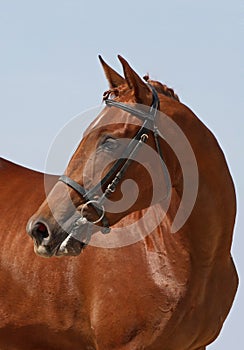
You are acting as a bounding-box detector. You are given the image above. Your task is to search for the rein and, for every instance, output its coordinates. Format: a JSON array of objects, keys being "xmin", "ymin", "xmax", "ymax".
[{"xmin": 58, "ymin": 85, "xmax": 170, "ymax": 247}]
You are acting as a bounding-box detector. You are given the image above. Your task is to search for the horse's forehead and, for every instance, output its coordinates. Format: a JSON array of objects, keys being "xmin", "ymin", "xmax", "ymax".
[{"xmin": 84, "ymin": 107, "xmax": 142, "ymax": 136}]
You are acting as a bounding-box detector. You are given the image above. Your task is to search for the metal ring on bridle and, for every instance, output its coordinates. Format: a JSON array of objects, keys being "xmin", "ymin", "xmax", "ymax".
[{"xmin": 80, "ymin": 200, "xmax": 105, "ymax": 224}]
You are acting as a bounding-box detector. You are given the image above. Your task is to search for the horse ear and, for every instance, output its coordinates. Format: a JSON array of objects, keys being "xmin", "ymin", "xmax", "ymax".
[
  {"xmin": 99, "ymin": 55, "xmax": 126, "ymax": 88},
  {"xmin": 118, "ymin": 55, "xmax": 151, "ymax": 104}
]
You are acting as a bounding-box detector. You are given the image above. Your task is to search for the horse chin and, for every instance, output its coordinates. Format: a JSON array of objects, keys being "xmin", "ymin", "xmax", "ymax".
[{"xmin": 56, "ymin": 236, "xmax": 85, "ymax": 257}]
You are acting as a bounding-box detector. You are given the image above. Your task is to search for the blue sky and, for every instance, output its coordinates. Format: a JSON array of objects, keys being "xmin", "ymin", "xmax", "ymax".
[{"xmin": 0, "ymin": 1, "xmax": 243, "ymax": 348}]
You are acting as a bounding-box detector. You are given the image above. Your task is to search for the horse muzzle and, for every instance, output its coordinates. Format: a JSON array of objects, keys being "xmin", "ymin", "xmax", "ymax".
[{"xmin": 26, "ymin": 213, "xmax": 87, "ymax": 257}]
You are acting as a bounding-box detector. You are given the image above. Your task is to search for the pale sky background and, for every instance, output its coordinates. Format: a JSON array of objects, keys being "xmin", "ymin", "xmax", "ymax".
[{"xmin": 0, "ymin": 0, "xmax": 243, "ymax": 348}]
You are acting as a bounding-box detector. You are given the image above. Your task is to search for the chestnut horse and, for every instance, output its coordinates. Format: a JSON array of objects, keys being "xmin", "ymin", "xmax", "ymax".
[{"xmin": 1, "ymin": 56, "xmax": 238, "ymax": 349}]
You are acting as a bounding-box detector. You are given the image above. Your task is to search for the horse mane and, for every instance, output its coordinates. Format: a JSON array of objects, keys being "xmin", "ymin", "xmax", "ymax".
[
  {"xmin": 103, "ymin": 74, "xmax": 180, "ymax": 102},
  {"xmin": 143, "ymin": 75, "xmax": 180, "ymax": 102}
]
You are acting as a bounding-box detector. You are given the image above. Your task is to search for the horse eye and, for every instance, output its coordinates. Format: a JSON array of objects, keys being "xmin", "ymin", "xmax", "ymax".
[{"xmin": 101, "ymin": 138, "xmax": 119, "ymax": 151}]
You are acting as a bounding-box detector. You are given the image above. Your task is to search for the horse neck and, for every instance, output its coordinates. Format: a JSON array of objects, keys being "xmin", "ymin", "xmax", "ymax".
[{"xmin": 157, "ymin": 101, "xmax": 236, "ymax": 262}]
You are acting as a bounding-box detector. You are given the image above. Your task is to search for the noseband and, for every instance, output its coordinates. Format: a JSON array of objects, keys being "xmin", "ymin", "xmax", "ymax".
[{"xmin": 59, "ymin": 84, "xmax": 170, "ymax": 246}]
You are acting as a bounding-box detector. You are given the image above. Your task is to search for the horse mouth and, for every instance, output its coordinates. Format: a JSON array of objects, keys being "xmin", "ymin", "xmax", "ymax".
[
  {"xmin": 34, "ymin": 243, "xmax": 61, "ymax": 258},
  {"xmin": 34, "ymin": 237, "xmax": 85, "ymax": 258}
]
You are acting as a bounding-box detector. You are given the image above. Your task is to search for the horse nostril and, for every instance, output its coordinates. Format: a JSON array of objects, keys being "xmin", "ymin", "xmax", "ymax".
[
  {"xmin": 31, "ymin": 222, "xmax": 50, "ymax": 243},
  {"xmin": 35, "ymin": 223, "xmax": 49, "ymax": 238}
]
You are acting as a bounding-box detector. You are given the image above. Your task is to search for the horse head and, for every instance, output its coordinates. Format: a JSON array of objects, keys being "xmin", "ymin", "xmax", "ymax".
[{"xmin": 27, "ymin": 56, "xmax": 192, "ymax": 257}]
